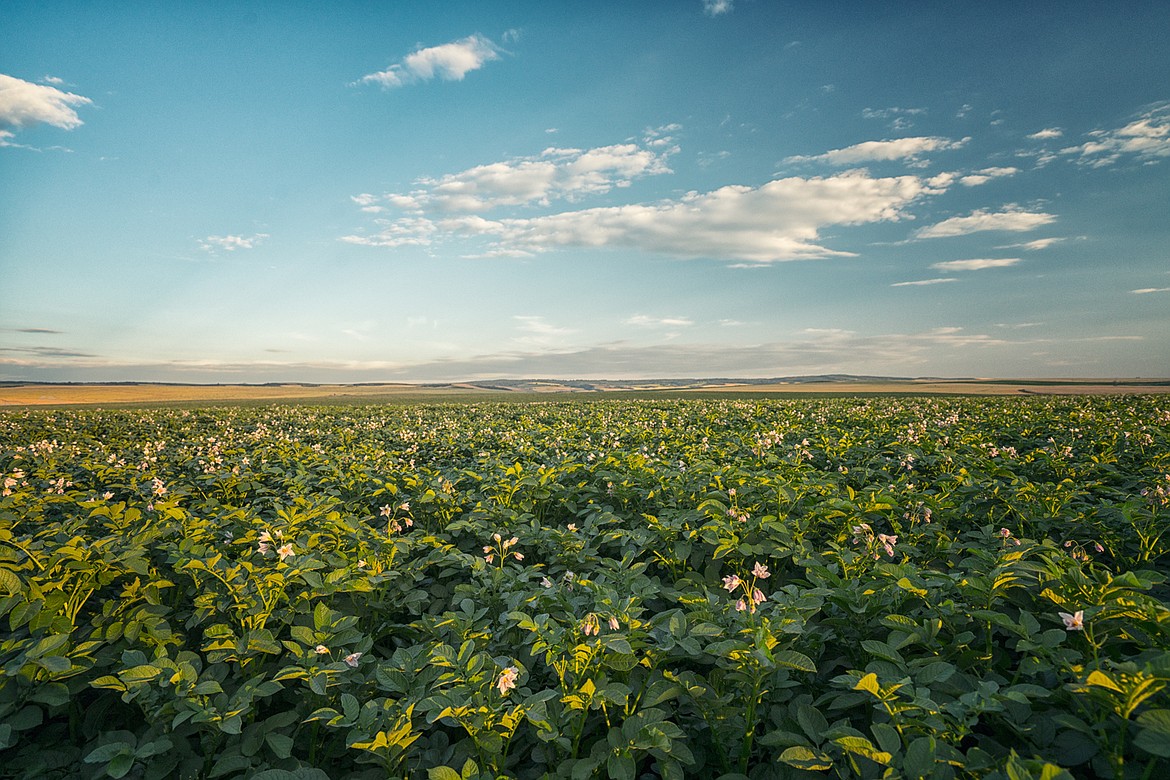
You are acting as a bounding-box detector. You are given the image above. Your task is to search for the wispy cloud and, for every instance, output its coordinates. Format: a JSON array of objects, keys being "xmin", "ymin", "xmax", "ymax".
[
  {"xmin": 1028, "ymin": 128, "xmax": 1063, "ymax": 140},
  {"xmin": 862, "ymin": 106, "xmax": 927, "ymax": 131},
  {"xmin": 930, "ymin": 257, "xmax": 1021, "ymax": 271},
  {"xmin": 891, "ymin": 278, "xmax": 958, "ymax": 287},
  {"xmin": 356, "ymin": 34, "xmax": 503, "ymax": 88},
  {"xmin": 198, "ymin": 233, "xmax": 269, "ymax": 252},
  {"xmin": 959, "ymin": 167, "xmax": 1019, "ymax": 186},
  {"xmin": 915, "ymin": 206, "xmax": 1056, "ymax": 239},
  {"xmin": 0, "ymin": 73, "xmax": 92, "ymax": 147},
  {"xmin": 784, "ymin": 136, "xmax": 968, "ymax": 166},
  {"xmin": 625, "ymin": 314, "xmax": 694, "ymax": 327},
  {"xmin": 1132, "ymin": 287, "xmax": 1170, "ymax": 294},
  {"xmin": 1060, "ymin": 102, "xmax": 1170, "ymax": 166},
  {"xmin": 510, "ymin": 316, "xmax": 577, "ymax": 349},
  {"xmin": 16, "ymin": 327, "xmax": 64, "ymax": 334},
  {"xmin": 703, "ymin": 0, "xmax": 733, "ymax": 16},
  {"xmin": 997, "ymin": 238, "xmax": 1064, "ymax": 251}
]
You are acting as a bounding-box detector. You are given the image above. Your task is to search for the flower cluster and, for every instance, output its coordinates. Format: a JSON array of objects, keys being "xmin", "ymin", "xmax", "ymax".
[
  {"xmin": 998, "ymin": 527, "xmax": 1022, "ymax": 547},
  {"xmin": 313, "ymin": 645, "xmax": 363, "ymax": 667},
  {"xmin": 722, "ymin": 561, "xmax": 770, "ymax": 613},
  {"xmin": 483, "ymin": 533, "xmax": 523, "ymax": 566},
  {"xmin": 379, "ymin": 502, "xmax": 414, "ymax": 534},
  {"xmin": 852, "ymin": 523, "xmax": 898, "ymax": 559},
  {"xmin": 579, "ymin": 613, "xmax": 622, "ymax": 636},
  {"xmin": 257, "ymin": 529, "xmax": 294, "ymax": 561}
]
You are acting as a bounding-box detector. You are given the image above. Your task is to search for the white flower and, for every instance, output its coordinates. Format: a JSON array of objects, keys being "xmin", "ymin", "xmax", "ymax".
[
  {"xmin": 315, "ymin": 644, "xmax": 329, "ymax": 654},
  {"xmin": 497, "ymin": 666, "xmax": 519, "ymax": 695},
  {"xmin": 1060, "ymin": 610, "xmax": 1085, "ymax": 631},
  {"xmin": 344, "ymin": 652, "xmax": 362, "ymax": 667}
]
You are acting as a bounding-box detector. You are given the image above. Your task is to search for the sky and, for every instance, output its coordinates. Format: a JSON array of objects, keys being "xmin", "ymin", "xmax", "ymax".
[{"xmin": 2, "ymin": 1, "xmax": 1169, "ymax": 383}]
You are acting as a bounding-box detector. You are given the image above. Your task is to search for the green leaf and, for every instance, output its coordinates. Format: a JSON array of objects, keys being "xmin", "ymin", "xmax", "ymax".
[
  {"xmin": 871, "ymin": 722, "xmax": 900, "ymax": 755},
  {"xmin": 779, "ymin": 745, "xmax": 833, "ymax": 771},
  {"xmin": 774, "ymin": 649, "xmax": 816, "ymax": 673},
  {"xmin": 903, "ymin": 736, "xmax": 936, "ymax": 779},
  {"xmin": 266, "ymin": 733, "xmax": 294, "ymax": 759},
  {"xmin": 106, "ymin": 751, "xmax": 135, "ymax": 779},
  {"xmin": 34, "ymin": 655, "xmax": 71, "ymax": 673},
  {"xmin": 427, "ymin": 767, "xmax": 462, "ymax": 780},
  {"xmin": 248, "ymin": 770, "xmax": 331, "ymax": 780},
  {"xmin": 796, "ymin": 703, "xmax": 828, "ymax": 742},
  {"xmin": 85, "ymin": 743, "xmax": 134, "ymax": 764},
  {"xmin": 29, "ymin": 682, "xmax": 71, "ymax": 707}
]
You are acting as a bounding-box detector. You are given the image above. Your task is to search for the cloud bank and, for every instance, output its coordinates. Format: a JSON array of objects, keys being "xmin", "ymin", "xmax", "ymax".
[{"xmin": 346, "ymin": 168, "xmax": 947, "ymax": 263}]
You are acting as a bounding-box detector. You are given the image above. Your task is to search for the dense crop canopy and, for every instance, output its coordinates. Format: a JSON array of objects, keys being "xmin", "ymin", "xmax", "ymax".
[{"xmin": 1, "ymin": 397, "xmax": 1168, "ymax": 778}]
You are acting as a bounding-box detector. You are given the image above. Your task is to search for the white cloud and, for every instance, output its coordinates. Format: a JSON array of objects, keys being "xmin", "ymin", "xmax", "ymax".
[
  {"xmin": 625, "ymin": 315, "xmax": 694, "ymax": 327},
  {"xmin": 1028, "ymin": 127, "xmax": 1063, "ymax": 140},
  {"xmin": 930, "ymin": 257, "xmax": 1021, "ymax": 271},
  {"xmin": 198, "ymin": 233, "xmax": 269, "ymax": 252},
  {"xmin": 1061, "ymin": 102, "xmax": 1170, "ymax": 166},
  {"xmin": 340, "ymin": 217, "xmax": 436, "ymax": 248},
  {"xmin": 1132, "ymin": 287, "xmax": 1170, "ymax": 294},
  {"xmin": 997, "ymin": 238, "xmax": 1063, "ymax": 251},
  {"xmin": 512, "ymin": 315, "xmax": 576, "ymax": 347},
  {"xmin": 515, "ymin": 315, "xmax": 576, "ymax": 336},
  {"xmin": 437, "ymin": 170, "xmax": 946, "ymax": 263},
  {"xmin": 703, "ymin": 0, "xmax": 733, "ymax": 16},
  {"xmin": 890, "ymin": 278, "xmax": 958, "ymax": 287},
  {"xmin": 784, "ymin": 136, "xmax": 968, "ymax": 166},
  {"xmin": 915, "ymin": 206, "xmax": 1056, "ymax": 239},
  {"xmin": 862, "ymin": 107, "xmax": 927, "ymax": 131},
  {"xmin": 959, "ymin": 167, "xmax": 1019, "ymax": 186},
  {"xmin": 365, "ymin": 142, "xmax": 675, "ymax": 215},
  {"xmin": 0, "ymin": 73, "xmax": 92, "ymax": 141},
  {"xmin": 357, "ymin": 34, "xmax": 502, "ymax": 88}
]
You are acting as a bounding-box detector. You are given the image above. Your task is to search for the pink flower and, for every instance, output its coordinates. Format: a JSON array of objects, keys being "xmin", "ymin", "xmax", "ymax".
[
  {"xmin": 277, "ymin": 544, "xmax": 294, "ymax": 561},
  {"xmin": 1059, "ymin": 610, "xmax": 1085, "ymax": 631},
  {"xmin": 513, "ymin": 552, "xmax": 524, "ymax": 561},
  {"xmin": 735, "ymin": 599, "xmax": 747, "ymax": 612},
  {"xmin": 608, "ymin": 616, "xmax": 620, "ymax": 631},
  {"xmin": 497, "ymin": 666, "xmax": 519, "ymax": 696},
  {"xmin": 752, "ymin": 562, "xmax": 770, "ymax": 579},
  {"xmin": 484, "ymin": 554, "xmax": 494, "ymax": 564},
  {"xmin": 752, "ymin": 588, "xmax": 765, "ymax": 604},
  {"xmin": 1094, "ymin": 542, "xmax": 1104, "ymax": 553},
  {"xmin": 998, "ymin": 528, "xmax": 1012, "ymax": 538},
  {"xmin": 722, "ymin": 574, "xmax": 741, "ymax": 592},
  {"xmin": 380, "ymin": 505, "xmax": 393, "ymax": 516},
  {"xmin": 344, "ymin": 652, "xmax": 362, "ymax": 667}
]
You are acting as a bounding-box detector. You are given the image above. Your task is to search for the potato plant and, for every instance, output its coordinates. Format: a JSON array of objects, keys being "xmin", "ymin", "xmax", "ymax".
[{"xmin": 1, "ymin": 396, "xmax": 1168, "ymax": 779}]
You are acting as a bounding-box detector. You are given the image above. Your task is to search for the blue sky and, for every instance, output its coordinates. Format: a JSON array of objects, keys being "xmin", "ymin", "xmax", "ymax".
[{"xmin": 2, "ymin": 1, "xmax": 1169, "ymax": 382}]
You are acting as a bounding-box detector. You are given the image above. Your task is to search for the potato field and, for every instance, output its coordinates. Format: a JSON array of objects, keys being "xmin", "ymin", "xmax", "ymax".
[{"xmin": 1, "ymin": 397, "xmax": 1168, "ymax": 779}]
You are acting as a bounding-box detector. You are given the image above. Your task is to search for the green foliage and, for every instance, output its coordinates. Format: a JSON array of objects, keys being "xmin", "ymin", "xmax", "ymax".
[{"xmin": 0, "ymin": 396, "xmax": 1168, "ymax": 777}]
